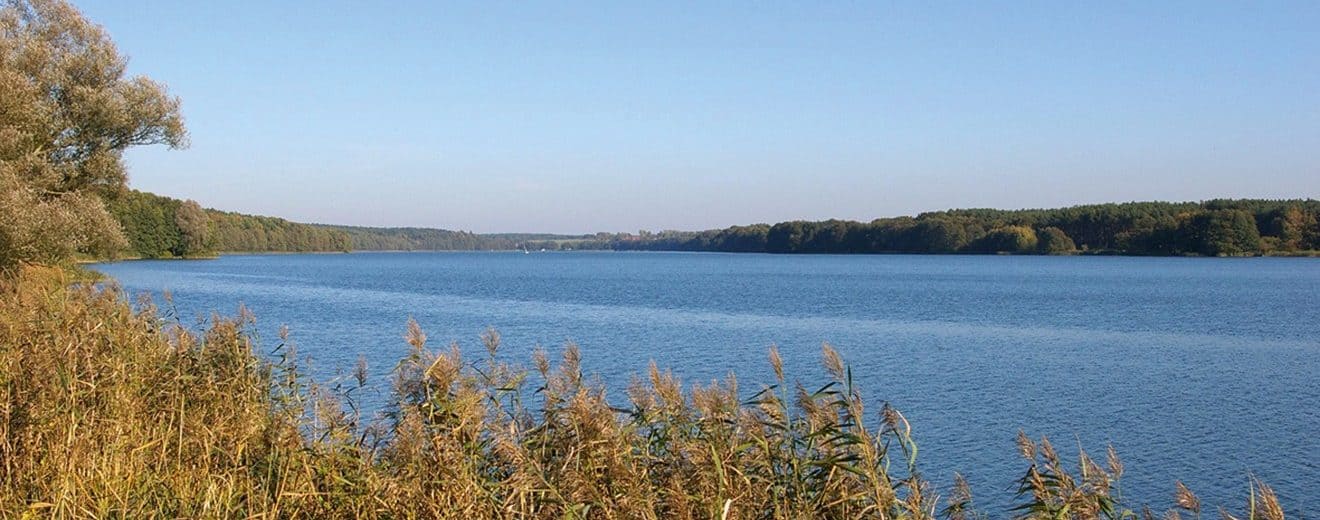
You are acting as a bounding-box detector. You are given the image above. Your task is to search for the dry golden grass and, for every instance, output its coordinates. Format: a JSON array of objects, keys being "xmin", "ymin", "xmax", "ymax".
[{"xmin": 0, "ymin": 265, "xmax": 1289, "ymax": 519}]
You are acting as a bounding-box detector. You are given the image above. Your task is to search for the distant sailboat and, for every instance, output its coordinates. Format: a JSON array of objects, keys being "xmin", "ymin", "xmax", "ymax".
[{"xmin": 522, "ymin": 244, "xmax": 530, "ymax": 254}]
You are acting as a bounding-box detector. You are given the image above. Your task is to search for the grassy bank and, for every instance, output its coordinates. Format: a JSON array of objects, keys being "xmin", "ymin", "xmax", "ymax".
[{"xmin": 0, "ymin": 266, "xmax": 1286, "ymax": 519}]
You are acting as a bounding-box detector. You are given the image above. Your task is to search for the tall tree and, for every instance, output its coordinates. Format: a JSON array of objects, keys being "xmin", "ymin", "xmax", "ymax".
[
  {"xmin": 0, "ymin": 0, "xmax": 185, "ymax": 268},
  {"xmin": 911, "ymin": 219, "xmax": 969, "ymax": 253},
  {"xmin": 1177, "ymin": 209, "xmax": 1262, "ymax": 256},
  {"xmin": 173, "ymin": 199, "xmax": 208, "ymax": 256},
  {"xmin": 1272, "ymin": 205, "xmax": 1318, "ymax": 251}
]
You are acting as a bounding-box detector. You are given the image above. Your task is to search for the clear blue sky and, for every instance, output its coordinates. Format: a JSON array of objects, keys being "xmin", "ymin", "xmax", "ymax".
[{"xmin": 78, "ymin": 1, "xmax": 1320, "ymax": 234}]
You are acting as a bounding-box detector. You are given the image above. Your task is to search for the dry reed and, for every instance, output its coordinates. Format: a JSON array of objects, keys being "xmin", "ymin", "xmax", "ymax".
[{"xmin": 0, "ymin": 265, "xmax": 1290, "ymax": 519}]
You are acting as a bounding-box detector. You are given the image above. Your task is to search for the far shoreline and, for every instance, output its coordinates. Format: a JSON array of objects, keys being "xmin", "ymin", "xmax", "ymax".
[{"xmin": 84, "ymin": 248, "xmax": 1320, "ymax": 266}]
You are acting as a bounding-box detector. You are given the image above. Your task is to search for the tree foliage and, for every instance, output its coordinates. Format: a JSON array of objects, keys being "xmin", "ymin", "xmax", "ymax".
[
  {"xmin": 0, "ymin": 174, "xmax": 124, "ymax": 266},
  {"xmin": 109, "ymin": 192, "xmax": 1320, "ymax": 258},
  {"xmin": 1036, "ymin": 226, "xmax": 1076, "ymax": 254},
  {"xmin": 974, "ymin": 225, "xmax": 1038, "ymax": 253},
  {"xmin": 0, "ymin": 0, "xmax": 184, "ymax": 268},
  {"xmin": 911, "ymin": 218, "xmax": 971, "ymax": 253},
  {"xmin": 209, "ymin": 211, "xmax": 350, "ymax": 253},
  {"xmin": 325, "ymin": 226, "xmax": 514, "ymax": 251},
  {"xmin": 173, "ymin": 199, "xmax": 208, "ymax": 256},
  {"xmin": 104, "ymin": 189, "xmax": 177, "ymax": 258},
  {"xmin": 108, "ymin": 190, "xmax": 352, "ymax": 257},
  {"xmin": 592, "ymin": 200, "xmax": 1320, "ymax": 256},
  {"xmin": 1268, "ymin": 204, "xmax": 1318, "ymax": 252},
  {"xmin": 1177, "ymin": 209, "xmax": 1262, "ymax": 256},
  {"xmin": 109, "ymin": 192, "xmax": 610, "ymax": 256}
]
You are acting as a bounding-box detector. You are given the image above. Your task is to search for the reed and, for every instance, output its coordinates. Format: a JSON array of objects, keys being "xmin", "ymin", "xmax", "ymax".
[{"xmin": 0, "ymin": 265, "xmax": 1289, "ymax": 519}]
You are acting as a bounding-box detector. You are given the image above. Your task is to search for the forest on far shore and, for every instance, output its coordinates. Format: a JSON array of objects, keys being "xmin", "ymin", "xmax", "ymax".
[
  {"xmin": 558, "ymin": 199, "xmax": 1320, "ymax": 257},
  {"xmin": 105, "ymin": 190, "xmax": 549, "ymax": 258},
  {"xmin": 107, "ymin": 190, "xmax": 1319, "ymax": 259}
]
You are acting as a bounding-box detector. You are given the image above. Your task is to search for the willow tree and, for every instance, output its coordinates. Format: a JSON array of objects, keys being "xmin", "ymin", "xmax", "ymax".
[{"xmin": 0, "ymin": 0, "xmax": 185, "ymax": 268}]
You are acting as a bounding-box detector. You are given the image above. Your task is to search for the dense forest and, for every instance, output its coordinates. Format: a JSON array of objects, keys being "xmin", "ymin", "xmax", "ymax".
[
  {"xmin": 529, "ymin": 200, "xmax": 1320, "ymax": 257},
  {"xmin": 105, "ymin": 189, "xmax": 619, "ymax": 257},
  {"xmin": 105, "ymin": 190, "xmax": 587, "ymax": 257},
  {"xmin": 321, "ymin": 226, "xmax": 541, "ymax": 251},
  {"xmin": 107, "ymin": 193, "xmax": 1320, "ymax": 259},
  {"xmin": 106, "ymin": 190, "xmax": 351, "ymax": 258}
]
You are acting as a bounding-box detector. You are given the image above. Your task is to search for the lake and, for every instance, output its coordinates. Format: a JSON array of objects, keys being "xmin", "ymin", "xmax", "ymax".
[{"xmin": 91, "ymin": 252, "xmax": 1320, "ymax": 515}]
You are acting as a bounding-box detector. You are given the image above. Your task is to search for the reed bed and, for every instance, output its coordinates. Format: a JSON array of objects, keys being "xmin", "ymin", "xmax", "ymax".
[{"xmin": 0, "ymin": 265, "xmax": 1288, "ymax": 519}]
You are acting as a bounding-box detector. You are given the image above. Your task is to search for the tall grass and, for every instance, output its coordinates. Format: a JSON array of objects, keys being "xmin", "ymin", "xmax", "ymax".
[{"xmin": 0, "ymin": 265, "xmax": 1288, "ymax": 519}]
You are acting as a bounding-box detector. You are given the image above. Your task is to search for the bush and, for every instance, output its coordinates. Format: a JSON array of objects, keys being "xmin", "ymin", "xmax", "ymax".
[
  {"xmin": 1036, "ymin": 227, "xmax": 1076, "ymax": 254},
  {"xmin": 976, "ymin": 225, "xmax": 1038, "ymax": 253},
  {"xmin": 0, "ymin": 172, "xmax": 127, "ymax": 268}
]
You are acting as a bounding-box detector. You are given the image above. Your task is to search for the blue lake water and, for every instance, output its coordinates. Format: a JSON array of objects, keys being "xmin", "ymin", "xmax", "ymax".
[{"xmin": 92, "ymin": 252, "xmax": 1320, "ymax": 515}]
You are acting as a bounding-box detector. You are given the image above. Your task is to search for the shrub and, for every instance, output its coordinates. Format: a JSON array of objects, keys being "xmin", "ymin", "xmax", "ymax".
[
  {"xmin": 976, "ymin": 226, "xmax": 1038, "ymax": 253},
  {"xmin": 1036, "ymin": 227, "xmax": 1077, "ymax": 254}
]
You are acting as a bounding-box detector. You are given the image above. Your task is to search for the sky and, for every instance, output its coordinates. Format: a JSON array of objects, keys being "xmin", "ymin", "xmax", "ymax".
[{"xmin": 76, "ymin": 1, "xmax": 1320, "ymax": 234}]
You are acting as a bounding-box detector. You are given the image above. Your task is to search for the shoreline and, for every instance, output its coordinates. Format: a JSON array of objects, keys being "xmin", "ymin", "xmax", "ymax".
[{"xmin": 86, "ymin": 248, "xmax": 1320, "ymax": 264}]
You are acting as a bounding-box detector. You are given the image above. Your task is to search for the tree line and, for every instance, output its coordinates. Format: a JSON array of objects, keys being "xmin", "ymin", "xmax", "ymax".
[
  {"xmin": 106, "ymin": 190, "xmax": 559, "ymax": 257},
  {"xmin": 106, "ymin": 190, "xmax": 352, "ymax": 258},
  {"xmin": 531, "ymin": 200, "xmax": 1320, "ymax": 256},
  {"xmin": 319, "ymin": 226, "xmax": 525, "ymax": 251},
  {"xmin": 104, "ymin": 192, "xmax": 1320, "ymax": 259}
]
